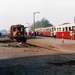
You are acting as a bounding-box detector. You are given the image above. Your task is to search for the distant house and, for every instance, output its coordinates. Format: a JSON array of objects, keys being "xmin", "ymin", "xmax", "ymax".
[{"xmin": 0, "ymin": 29, "xmax": 8, "ymax": 36}]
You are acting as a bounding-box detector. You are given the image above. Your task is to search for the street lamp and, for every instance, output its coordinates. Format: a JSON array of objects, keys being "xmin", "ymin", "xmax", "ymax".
[{"xmin": 33, "ymin": 12, "xmax": 40, "ymax": 39}]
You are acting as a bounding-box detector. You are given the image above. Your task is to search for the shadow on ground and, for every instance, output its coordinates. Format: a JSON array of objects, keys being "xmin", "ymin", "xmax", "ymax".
[
  {"xmin": 28, "ymin": 36, "xmax": 47, "ymax": 39},
  {"xmin": 0, "ymin": 53, "xmax": 75, "ymax": 75},
  {"xmin": 0, "ymin": 40, "xmax": 13, "ymax": 43},
  {"xmin": 0, "ymin": 36, "xmax": 13, "ymax": 43}
]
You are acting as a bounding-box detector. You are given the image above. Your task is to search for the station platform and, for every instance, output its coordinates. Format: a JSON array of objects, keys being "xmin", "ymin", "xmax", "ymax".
[{"xmin": 27, "ymin": 36, "xmax": 75, "ymax": 45}]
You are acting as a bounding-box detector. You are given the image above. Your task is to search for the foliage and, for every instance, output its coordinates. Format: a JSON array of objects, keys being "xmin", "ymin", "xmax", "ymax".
[{"xmin": 30, "ymin": 18, "xmax": 53, "ymax": 30}]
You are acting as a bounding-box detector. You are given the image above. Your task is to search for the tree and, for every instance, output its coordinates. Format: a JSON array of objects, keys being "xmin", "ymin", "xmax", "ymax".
[{"xmin": 30, "ymin": 18, "xmax": 53, "ymax": 30}]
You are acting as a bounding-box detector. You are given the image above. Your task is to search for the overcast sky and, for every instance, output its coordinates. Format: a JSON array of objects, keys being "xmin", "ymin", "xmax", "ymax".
[{"xmin": 0, "ymin": 0, "xmax": 75, "ymax": 30}]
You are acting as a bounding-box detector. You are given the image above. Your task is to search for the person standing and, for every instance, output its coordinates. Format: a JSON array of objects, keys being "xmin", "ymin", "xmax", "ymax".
[
  {"xmin": 70, "ymin": 29, "xmax": 74, "ymax": 40},
  {"xmin": 53, "ymin": 30, "xmax": 56, "ymax": 39},
  {"xmin": 51, "ymin": 31, "xmax": 53, "ymax": 38}
]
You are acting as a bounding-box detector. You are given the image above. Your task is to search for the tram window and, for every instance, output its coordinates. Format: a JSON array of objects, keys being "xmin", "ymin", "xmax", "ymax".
[
  {"xmin": 59, "ymin": 28, "xmax": 61, "ymax": 31},
  {"xmin": 21, "ymin": 27, "xmax": 23, "ymax": 32},
  {"xmin": 13, "ymin": 27, "xmax": 16, "ymax": 31},
  {"xmin": 57, "ymin": 28, "xmax": 58, "ymax": 31},
  {"xmin": 72, "ymin": 26, "xmax": 75, "ymax": 31},
  {"xmin": 18, "ymin": 27, "xmax": 21, "ymax": 31},
  {"xmin": 58, "ymin": 28, "xmax": 61, "ymax": 31},
  {"xmin": 47, "ymin": 28, "xmax": 49, "ymax": 31},
  {"xmin": 63, "ymin": 28, "xmax": 64, "ymax": 31},
  {"xmin": 69, "ymin": 27, "xmax": 71, "ymax": 31},
  {"xmin": 65, "ymin": 27, "xmax": 68, "ymax": 31},
  {"xmin": 52, "ymin": 28, "xmax": 53, "ymax": 31},
  {"xmin": 50, "ymin": 29, "xmax": 51, "ymax": 31}
]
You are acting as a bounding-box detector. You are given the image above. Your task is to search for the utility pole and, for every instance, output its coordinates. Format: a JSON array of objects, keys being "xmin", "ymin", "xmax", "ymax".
[{"xmin": 33, "ymin": 12, "xmax": 40, "ymax": 39}]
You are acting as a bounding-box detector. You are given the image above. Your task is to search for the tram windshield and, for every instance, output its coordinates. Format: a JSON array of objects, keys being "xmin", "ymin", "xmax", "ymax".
[{"xmin": 18, "ymin": 27, "xmax": 24, "ymax": 32}]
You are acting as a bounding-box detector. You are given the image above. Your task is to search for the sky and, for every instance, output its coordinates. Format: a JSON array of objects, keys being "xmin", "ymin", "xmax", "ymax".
[{"xmin": 0, "ymin": 0, "xmax": 75, "ymax": 31}]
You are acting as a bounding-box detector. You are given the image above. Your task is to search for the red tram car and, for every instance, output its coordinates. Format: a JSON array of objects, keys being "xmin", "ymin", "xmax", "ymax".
[
  {"xmin": 34, "ymin": 23, "xmax": 75, "ymax": 40},
  {"xmin": 8, "ymin": 24, "xmax": 26, "ymax": 41}
]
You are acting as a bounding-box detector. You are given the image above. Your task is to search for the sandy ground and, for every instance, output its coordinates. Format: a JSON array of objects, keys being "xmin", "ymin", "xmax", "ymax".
[
  {"xmin": 0, "ymin": 37, "xmax": 62, "ymax": 59},
  {"xmin": 0, "ymin": 37, "xmax": 75, "ymax": 75}
]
